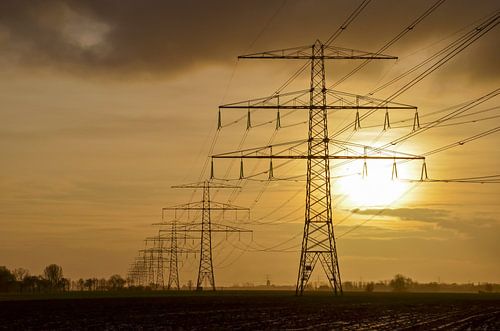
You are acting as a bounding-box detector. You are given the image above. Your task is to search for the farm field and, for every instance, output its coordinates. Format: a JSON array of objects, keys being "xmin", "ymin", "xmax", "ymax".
[{"xmin": 0, "ymin": 291, "xmax": 499, "ymax": 330}]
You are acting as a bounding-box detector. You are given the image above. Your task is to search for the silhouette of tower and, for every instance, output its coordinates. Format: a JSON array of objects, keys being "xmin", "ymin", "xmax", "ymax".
[
  {"xmin": 212, "ymin": 41, "xmax": 424, "ymax": 295},
  {"xmin": 161, "ymin": 180, "xmax": 252, "ymax": 291},
  {"xmin": 167, "ymin": 220, "xmax": 180, "ymax": 290}
]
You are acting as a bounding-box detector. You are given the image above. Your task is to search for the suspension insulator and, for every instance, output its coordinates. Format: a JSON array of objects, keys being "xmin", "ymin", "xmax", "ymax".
[
  {"xmin": 383, "ymin": 110, "xmax": 391, "ymax": 131},
  {"xmin": 246, "ymin": 109, "xmax": 251, "ymax": 130},
  {"xmin": 420, "ymin": 161, "xmax": 428, "ymax": 180},
  {"xmin": 391, "ymin": 160, "xmax": 398, "ymax": 180},
  {"xmin": 217, "ymin": 109, "xmax": 222, "ymax": 130},
  {"xmin": 239, "ymin": 158, "xmax": 244, "ymax": 179},
  {"xmin": 269, "ymin": 158, "xmax": 274, "ymax": 180},
  {"xmin": 362, "ymin": 161, "xmax": 368, "ymax": 178},
  {"xmin": 210, "ymin": 158, "xmax": 214, "ymax": 179},
  {"xmin": 354, "ymin": 110, "xmax": 361, "ymax": 131},
  {"xmin": 413, "ymin": 110, "xmax": 420, "ymax": 131},
  {"xmin": 276, "ymin": 108, "xmax": 281, "ymax": 130}
]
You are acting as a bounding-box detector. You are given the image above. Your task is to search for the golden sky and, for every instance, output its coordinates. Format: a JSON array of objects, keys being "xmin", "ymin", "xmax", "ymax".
[{"xmin": 0, "ymin": 0, "xmax": 499, "ymax": 285}]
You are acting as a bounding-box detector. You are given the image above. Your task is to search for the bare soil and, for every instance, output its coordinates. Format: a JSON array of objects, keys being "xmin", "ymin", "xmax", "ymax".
[{"xmin": 0, "ymin": 291, "xmax": 499, "ymax": 330}]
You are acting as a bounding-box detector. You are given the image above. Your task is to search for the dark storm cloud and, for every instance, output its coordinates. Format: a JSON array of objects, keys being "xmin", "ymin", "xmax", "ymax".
[{"xmin": 0, "ymin": 0, "xmax": 498, "ymax": 78}]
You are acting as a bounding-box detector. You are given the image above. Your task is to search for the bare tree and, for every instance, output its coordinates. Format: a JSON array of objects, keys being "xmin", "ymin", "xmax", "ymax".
[
  {"xmin": 12, "ymin": 268, "xmax": 29, "ymax": 282},
  {"xmin": 390, "ymin": 274, "xmax": 413, "ymax": 292},
  {"xmin": 43, "ymin": 264, "xmax": 63, "ymax": 290},
  {"xmin": 108, "ymin": 274, "xmax": 126, "ymax": 290}
]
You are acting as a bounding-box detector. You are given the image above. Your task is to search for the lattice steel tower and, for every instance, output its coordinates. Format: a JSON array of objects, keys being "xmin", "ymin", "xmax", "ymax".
[
  {"xmin": 162, "ymin": 180, "xmax": 252, "ymax": 290},
  {"xmin": 213, "ymin": 40, "xmax": 424, "ymax": 295}
]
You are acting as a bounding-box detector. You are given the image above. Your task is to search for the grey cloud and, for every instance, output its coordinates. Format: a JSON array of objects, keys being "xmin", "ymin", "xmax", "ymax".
[
  {"xmin": 351, "ymin": 207, "xmax": 499, "ymax": 238},
  {"xmin": 351, "ymin": 207, "xmax": 450, "ymax": 222},
  {"xmin": 0, "ymin": 0, "xmax": 498, "ymax": 80}
]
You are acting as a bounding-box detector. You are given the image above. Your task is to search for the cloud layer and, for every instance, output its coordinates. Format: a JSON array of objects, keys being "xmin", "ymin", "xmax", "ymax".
[{"xmin": 0, "ymin": 0, "xmax": 498, "ymax": 79}]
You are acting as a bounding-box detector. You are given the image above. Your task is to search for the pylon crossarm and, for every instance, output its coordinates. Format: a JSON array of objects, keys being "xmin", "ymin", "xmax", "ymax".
[
  {"xmin": 329, "ymin": 139, "xmax": 424, "ymax": 158},
  {"xmin": 162, "ymin": 202, "xmax": 204, "ymax": 210},
  {"xmin": 172, "ymin": 181, "xmax": 241, "ymax": 189},
  {"xmin": 140, "ymin": 245, "xmax": 197, "ymax": 254},
  {"xmin": 325, "ymin": 89, "xmax": 416, "ymax": 109},
  {"xmin": 220, "ymin": 89, "xmax": 310, "ymax": 109},
  {"xmin": 238, "ymin": 43, "xmax": 397, "ymax": 60},
  {"xmin": 323, "ymin": 45, "xmax": 397, "ymax": 59},
  {"xmin": 158, "ymin": 229, "xmax": 200, "ymax": 238},
  {"xmin": 162, "ymin": 206, "xmax": 247, "ymax": 211},
  {"xmin": 220, "ymin": 88, "xmax": 415, "ymax": 111},
  {"xmin": 238, "ymin": 44, "xmax": 314, "ymax": 59},
  {"xmin": 162, "ymin": 200, "xmax": 249, "ymax": 211},
  {"xmin": 210, "ymin": 222, "xmax": 252, "ymax": 233},
  {"xmin": 213, "ymin": 154, "xmax": 424, "ymax": 160},
  {"xmin": 147, "ymin": 234, "xmax": 199, "ymax": 240},
  {"xmin": 153, "ymin": 222, "xmax": 199, "ymax": 229},
  {"xmin": 208, "ymin": 201, "xmax": 250, "ymax": 211},
  {"xmin": 213, "ymin": 139, "xmax": 307, "ymax": 159},
  {"xmin": 139, "ymin": 248, "xmax": 169, "ymax": 254}
]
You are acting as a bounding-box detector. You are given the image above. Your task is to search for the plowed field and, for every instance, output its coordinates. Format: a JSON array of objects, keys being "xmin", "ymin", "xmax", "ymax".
[{"xmin": 1, "ymin": 291, "xmax": 498, "ymax": 330}]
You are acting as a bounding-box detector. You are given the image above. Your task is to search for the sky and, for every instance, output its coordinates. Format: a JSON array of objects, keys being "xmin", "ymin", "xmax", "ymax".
[{"xmin": 0, "ymin": 0, "xmax": 499, "ymax": 285}]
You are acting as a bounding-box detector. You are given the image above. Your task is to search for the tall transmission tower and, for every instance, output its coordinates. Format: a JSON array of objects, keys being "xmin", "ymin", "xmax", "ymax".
[
  {"xmin": 212, "ymin": 41, "xmax": 426, "ymax": 295},
  {"xmin": 166, "ymin": 220, "xmax": 179, "ymax": 290},
  {"xmin": 161, "ymin": 180, "xmax": 252, "ymax": 290}
]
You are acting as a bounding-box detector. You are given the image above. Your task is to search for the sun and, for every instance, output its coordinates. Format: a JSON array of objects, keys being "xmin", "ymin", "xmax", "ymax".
[{"xmin": 334, "ymin": 162, "xmax": 409, "ymax": 207}]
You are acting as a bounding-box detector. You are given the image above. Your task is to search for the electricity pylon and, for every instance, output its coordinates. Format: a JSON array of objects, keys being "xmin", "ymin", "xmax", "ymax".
[
  {"xmin": 212, "ymin": 41, "xmax": 426, "ymax": 295},
  {"xmin": 136, "ymin": 233, "xmax": 197, "ymax": 289},
  {"xmin": 161, "ymin": 180, "xmax": 252, "ymax": 291}
]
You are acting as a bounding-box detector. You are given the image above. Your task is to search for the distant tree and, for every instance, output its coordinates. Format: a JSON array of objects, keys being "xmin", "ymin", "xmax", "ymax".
[
  {"xmin": 343, "ymin": 281, "xmax": 355, "ymax": 291},
  {"xmin": 22, "ymin": 275, "xmax": 40, "ymax": 292},
  {"xmin": 126, "ymin": 277, "xmax": 135, "ymax": 288},
  {"xmin": 77, "ymin": 278, "xmax": 85, "ymax": 291},
  {"xmin": 365, "ymin": 282, "xmax": 375, "ymax": 292},
  {"xmin": 84, "ymin": 278, "xmax": 94, "ymax": 291},
  {"xmin": 187, "ymin": 280, "xmax": 193, "ymax": 291},
  {"xmin": 98, "ymin": 278, "xmax": 107, "ymax": 291},
  {"xmin": 37, "ymin": 277, "xmax": 52, "ymax": 292},
  {"xmin": 43, "ymin": 264, "xmax": 64, "ymax": 290},
  {"xmin": 0, "ymin": 266, "xmax": 16, "ymax": 292},
  {"xmin": 58, "ymin": 278, "xmax": 70, "ymax": 291},
  {"xmin": 108, "ymin": 274, "xmax": 126, "ymax": 290},
  {"xmin": 390, "ymin": 274, "xmax": 413, "ymax": 292},
  {"xmin": 484, "ymin": 283, "xmax": 493, "ymax": 293},
  {"xmin": 427, "ymin": 282, "xmax": 440, "ymax": 292},
  {"xmin": 13, "ymin": 268, "xmax": 30, "ymax": 282}
]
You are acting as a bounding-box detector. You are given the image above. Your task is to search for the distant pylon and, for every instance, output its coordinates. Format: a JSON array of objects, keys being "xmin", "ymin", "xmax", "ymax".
[
  {"xmin": 163, "ymin": 180, "xmax": 252, "ymax": 291},
  {"xmin": 167, "ymin": 219, "xmax": 180, "ymax": 290},
  {"xmin": 156, "ymin": 235, "xmax": 164, "ymax": 288},
  {"xmin": 199, "ymin": 181, "xmax": 215, "ymax": 289}
]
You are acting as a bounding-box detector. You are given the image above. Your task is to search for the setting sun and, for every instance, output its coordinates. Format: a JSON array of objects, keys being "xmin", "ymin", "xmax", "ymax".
[{"xmin": 335, "ymin": 162, "xmax": 409, "ymax": 207}]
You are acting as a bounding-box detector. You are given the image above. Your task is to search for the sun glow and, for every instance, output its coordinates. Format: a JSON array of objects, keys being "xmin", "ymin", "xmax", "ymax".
[{"xmin": 335, "ymin": 163, "xmax": 409, "ymax": 207}]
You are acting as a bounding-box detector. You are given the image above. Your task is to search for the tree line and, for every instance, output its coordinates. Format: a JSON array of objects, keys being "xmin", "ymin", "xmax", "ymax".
[
  {"xmin": 0, "ymin": 264, "xmax": 126, "ymax": 293},
  {"xmin": 343, "ymin": 274, "xmax": 498, "ymax": 293}
]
